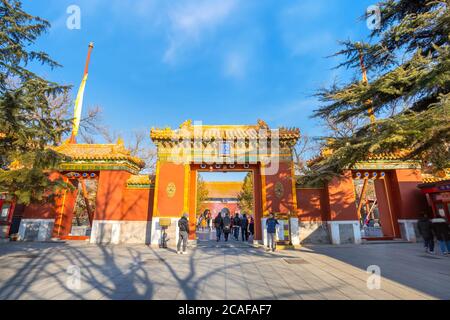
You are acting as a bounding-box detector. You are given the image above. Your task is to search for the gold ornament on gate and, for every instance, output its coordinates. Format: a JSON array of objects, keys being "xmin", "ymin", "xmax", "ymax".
[
  {"xmin": 166, "ymin": 182, "xmax": 176, "ymax": 198},
  {"xmin": 275, "ymin": 182, "xmax": 284, "ymax": 199}
]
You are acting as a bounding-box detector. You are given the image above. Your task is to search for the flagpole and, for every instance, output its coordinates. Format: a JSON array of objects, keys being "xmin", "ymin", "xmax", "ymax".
[
  {"xmin": 69, "ymin": 42, "xmax": 94, "ymax": 144},
  {"xmin": 358, "ymin": 48, "xmax": 376, "ymax": 126}
]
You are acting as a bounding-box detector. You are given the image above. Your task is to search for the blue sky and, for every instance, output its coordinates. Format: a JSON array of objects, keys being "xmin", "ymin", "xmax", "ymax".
[
  {"xmin": 199, "ymin": 171, "xmax": 248, "ymax": 182},
  {"xmin": 24, "ymin": 0, "xmax": 374, "ymax": 145}
]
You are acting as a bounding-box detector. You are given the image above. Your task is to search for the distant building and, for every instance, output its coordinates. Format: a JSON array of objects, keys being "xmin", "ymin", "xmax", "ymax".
[{"xmin": 202, "ymin": 182, "xmax": 243, "ymax": 217}]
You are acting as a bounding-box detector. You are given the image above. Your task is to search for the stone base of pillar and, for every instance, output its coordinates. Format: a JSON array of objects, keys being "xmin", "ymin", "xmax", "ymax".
[
  {"xmin": 149, "ymin": 217, "xmax": 180, "ymax": 248},
  {"xmin": 0, "ymin": 225, "xmax": 10, "ymax": 240},
  {"xmin": 18, "ymin": 219, "xmax": 54, "ymax": 241},
  {"xmin": 398, "ymin": 219, "xmax": 419, "ymax": 242},
  {"xmin": 260, "ymin": 217, "xmax": 301, "ymax": 246},
  {"xmin": 299, "ymin": 220, "xmax": 330, "ymax": 244},
  {"xmin": 90, "ymin": 220, "xmax": 151, "ymax": 245},
  {"xmin": 327, "ymin": 221, "xmax": 361, "ymax": 245}
]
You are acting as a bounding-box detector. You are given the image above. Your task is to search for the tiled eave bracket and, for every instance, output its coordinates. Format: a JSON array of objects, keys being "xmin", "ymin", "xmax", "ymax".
[
  {"xmin": 57, "ymin": 160, "xmax": 142, "ymax": 175},
  {"xmin": 126, "ymin": 175, "xmax": 155, "ymax": 189},
  {"xmin": 351, "ymin": 160, "xmax": 422, "ymax": 171},
  {"xmin": 51, "ymin": 142, "xmax": 145, "ymax": 175}
]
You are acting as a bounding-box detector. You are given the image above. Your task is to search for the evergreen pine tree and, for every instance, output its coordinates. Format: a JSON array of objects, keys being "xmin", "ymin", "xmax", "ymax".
[
  {"xmin": 310, "ymin": 0, "xmax": 450, "ymax": 183},
  {"xmin": 0, "ymin": 0, "xmax": 72, "ymax": 204},
  {"xmin": 237, "ymin": 173, "xmax": 254, "ymax": 214}
]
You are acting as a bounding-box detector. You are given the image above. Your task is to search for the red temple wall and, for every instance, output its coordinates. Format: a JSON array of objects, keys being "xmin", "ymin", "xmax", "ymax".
[
  {"xmin": 22, "ymin": 172, "xmax": 69, "ymax": 221},
  {"xmin": 95, "ymin": 170, "xmax": 131, "ymax": 221},
  {"xmin": 296, "ymin": 188, "xmax": 328, "ymax": 222},
  {"xmin": 23, "ymin": 203, "xmax": 58, "ymax": 220},
  {"xmin": 327, "ymin": 170, "xmax": 358, "ymax": 221},
  {"xmin": 392, "ymin": 169, "xmax": 428, "ymax": 219},
  {"xmin": 203, "ymin": 202, "xmax": 239, "ymax": 216},
  {"xmin": 121, "ymin": 188, "xmax": 154, "ymax": 221}
]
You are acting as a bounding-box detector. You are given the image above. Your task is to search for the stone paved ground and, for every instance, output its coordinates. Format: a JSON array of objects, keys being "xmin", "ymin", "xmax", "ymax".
[{"xmin": 0, "ymin": 240, "xmax": 449, "ymax": 300}]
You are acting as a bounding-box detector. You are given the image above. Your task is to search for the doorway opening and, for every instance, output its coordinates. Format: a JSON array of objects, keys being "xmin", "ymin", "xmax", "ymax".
[
  {"xmin": 195, "ymin": 170, "xmax": 256, "ymax": 244},
  {"xmin": 354, "ymin": 178, "xmax": 383, "ymax": 238},
  {"xmin": 353, "ymin": 171, "xmax": 399, "ymax": 240},
  {"xmin": 69, "ymin": 177, "xmax": 98, "ymax": 238}
]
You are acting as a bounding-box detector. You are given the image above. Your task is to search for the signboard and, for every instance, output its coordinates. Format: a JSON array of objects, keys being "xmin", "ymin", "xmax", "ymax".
[{"xmin": 219, "ymin": 142, "xmax": 231, "ymax": 157}]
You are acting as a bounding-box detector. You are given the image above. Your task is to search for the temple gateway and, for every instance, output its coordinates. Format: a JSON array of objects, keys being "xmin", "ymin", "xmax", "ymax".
[{"xmin": 3, "ymin": 120, "xmax": 449, "ymax": 247}]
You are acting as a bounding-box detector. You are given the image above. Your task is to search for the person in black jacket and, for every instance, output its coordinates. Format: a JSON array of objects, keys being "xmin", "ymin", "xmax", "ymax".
[
  {"xmin": 417, "ymin": 213, "xmax": 434, "ymax": 254},
  {"xmin": 232, "ymin": 213, "xmax": 241, "ymax": 241},
  {"xmin": 431, "ymin": 213, "xmax": 450, "ymax": 255},
  {"xmin": 177, "ymin": 213, "xmax": 190, "ymax": 255},
  {"xmin": 223, "ymin": 212, "xmax": 232, "ymax": 242},
  {"xmin": 214, "ymin": 212, "xmax": 224, "ymax": 242},
  {"xmin": 241, "ymin": 213, "xmax": 248, "ymax": 241}
]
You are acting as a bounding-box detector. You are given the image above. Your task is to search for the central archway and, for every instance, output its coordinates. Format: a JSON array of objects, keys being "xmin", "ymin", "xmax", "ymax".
[
  {"xmin": 149, "ymin": 120, "xmax": 300, "ymax": 247},
  {"xmin": 189, "ymin": 163, "xmax": 263, "ymax": 242}
]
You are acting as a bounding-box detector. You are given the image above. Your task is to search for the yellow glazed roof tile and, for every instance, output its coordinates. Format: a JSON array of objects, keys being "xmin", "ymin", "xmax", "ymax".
[
  {"xmin": 127, "ymin": 175, "xmax": 154, "ymax": 185},
  {"xmin": 52, "ymin": 142, "xmax": 145, "ymax": 168},
  {"xmin": 204, "ymin": 181, "xmax": 243, "ymax": 199}
]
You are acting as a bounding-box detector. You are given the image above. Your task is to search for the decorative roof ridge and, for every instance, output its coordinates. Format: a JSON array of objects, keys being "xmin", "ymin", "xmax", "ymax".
[
  {"xmin": 51, "ymin": 141, "xmax": 145, "ymax": 169},
  {"xmin": 308, "ymin": 148, "xmax": 418, "ymax": 169},
  {"xmin": 151, "ymin": 120, "xmax": 300, "ymax": 142},
  {"xmin": 127, "ymin": 174, "xmax": 154, "ymax": 184}
]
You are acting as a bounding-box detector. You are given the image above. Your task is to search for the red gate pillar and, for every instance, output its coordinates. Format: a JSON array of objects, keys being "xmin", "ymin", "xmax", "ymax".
[
  {"xmin": 392, "ymin": 169, "xmax": 428, "ymax": 242},
  {"xmin": 261, "ymin": 161, "xmax": 298, "ymax": 245},
  {"xmin": 90, "ymin": 170, "xmax": 131, "ymax": 244},
  {"xmin": 151, "ymin": 161, "xmax": 190, "ymax": 247},
  {"xmin": 326, "ymin": 170, "xmax": 361, "ymax": 245}
]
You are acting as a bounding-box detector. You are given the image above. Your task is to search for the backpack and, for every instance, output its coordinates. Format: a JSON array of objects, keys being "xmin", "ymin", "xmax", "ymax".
[
  {"xmin": 223, "ymin": 217, "xmax": 231, "ymax": 233},
  {"xmin": 214, "ymin": 216, "xmax": 222, "ymax": 228}
]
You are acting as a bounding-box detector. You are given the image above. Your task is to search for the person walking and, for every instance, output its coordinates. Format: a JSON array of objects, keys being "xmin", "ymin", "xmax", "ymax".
[
  {"xmin": 214, "ymin": 212, "xmax": 224, "ymax": 242},
  {"xmin": 177, "ymin": 213, "xmax": 189, "ymax": 255},
  {"xmin": 197, "ymin": 214, "xmax": 203, "ymax": 231},
  {"xmin": 241, "ymin": 213, "xmax": 248, "ymax": 241},
  {"xmin": 266, "ymin": 213, "xmax": 279, "ymax": 252},
  {"xmin": 248, "ymin": 215, "xmax": 255, "ymax": 242},
  {"xmin": 205, "ymin": 209, "xmax": 212, "ymax": 231},
  {"xmin": 417, "ymin": 213, "xmax": 434, "ymax": 254},
  {"xmin": 223, "ymin": 211, "xmax": 232, "ymax": 242},
  {"xmin": 200, "ymin": 210, "xmax": 208, "ymax": 231},
  {"xmin": 232, "ymin": 213, "xmax": 241, "ymax": 241},
  {"xmin": 431, "ymin": 213, "xmax": 450, "ymax": 255}
]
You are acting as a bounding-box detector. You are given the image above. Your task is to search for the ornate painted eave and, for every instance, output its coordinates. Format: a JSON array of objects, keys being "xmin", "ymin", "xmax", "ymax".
[
  {"xmin": 52, "ymin": 142, "xmax": 145, "ymax": 174},
  {"xmin": 150, "ymin": 120, "xmax": 300, "ymax": 144},
  {"xmin": 421, "ymin": 169, "xmax": 450, "ymax": 184},
  {"xmin": 308, "ymin": 149, "xmax": 421, "ymax": 170},
  {"xmin": 126, "ymin": 174, "xmax": 154, "ymax": 189}
]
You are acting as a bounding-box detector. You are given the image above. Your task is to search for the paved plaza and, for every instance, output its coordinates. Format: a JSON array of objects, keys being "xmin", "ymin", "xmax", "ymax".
[{"xmin": 0, "ymin": 240, "xmax": 449, "ymax": 300}]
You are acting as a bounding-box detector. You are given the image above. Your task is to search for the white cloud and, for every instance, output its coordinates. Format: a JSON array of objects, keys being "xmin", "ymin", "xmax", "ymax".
[
  {"xmin": 278, "ymin": 1, "xmax": 337, "ymax": 57},
  {"xmin": 223, "ymin": 51, "xmax": 247, "ymax": 79},
  {"xmin": 265, "ymin": 98, "xmax": 320, "ymax": 127},
  {"xmin": 290, "ymin": 32, "xmax": 335, "ymax": 56},
  {"xmin": 163, "ymin": 0, "xmax": 238, "ymax": 63}
]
